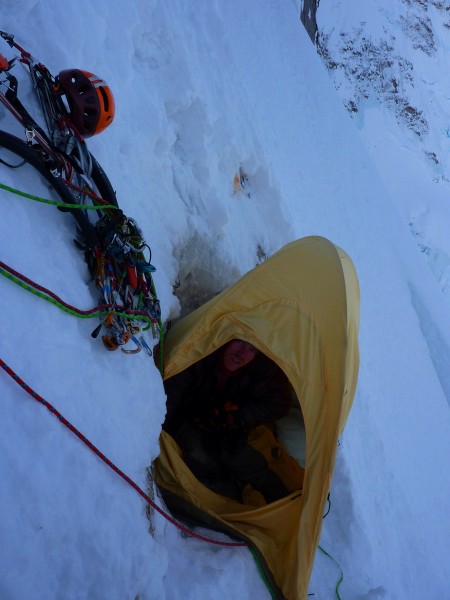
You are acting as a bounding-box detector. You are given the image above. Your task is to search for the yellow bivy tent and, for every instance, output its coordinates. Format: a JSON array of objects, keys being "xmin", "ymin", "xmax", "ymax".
[{"xmin": 155, "ymin": 236, "xmax": 360, "ymax": 600}]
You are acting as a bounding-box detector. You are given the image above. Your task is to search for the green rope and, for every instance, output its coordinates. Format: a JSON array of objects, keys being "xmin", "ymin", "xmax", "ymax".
[
  {"xmin": 157, "ymin": 320, "xmax": 165, "ymax": 376},
  {"xmin": 248, "ymin": 547, "xmax": 277, "ymax": 599},
  {"xmin": 0, "ymin": 182, "xmax": 164, "ymax": 361},
  {"xmin": 0, "ymin": 264, "xmax": 154, "ymax": 326},
  {"xmin": 250, "ymin": 542, "xmax": 344, "ymax": 599},
  {"xmin": 0, "ymin": 181, "xmax": 119, "ymax": 210},
  {"xmin": 318, "ymin": 545, "xmax": 344, "ymax": 600}
]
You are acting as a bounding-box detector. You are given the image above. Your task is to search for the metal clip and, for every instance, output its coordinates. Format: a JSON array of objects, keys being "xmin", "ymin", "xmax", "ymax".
[
  {"xmin": 121, "ymin": 336, "xmax": 142, "ymax": 355},
  {"xmin": 139, "ymin": 335, "xmax": 153, "ymax": 357},
  {"xmin": 25, "ymin": 128, "xmax": 35, "ymax": 143},
  {"xmin": 152, "ymin": 322, "xmax": 160, "ymax": 339}
]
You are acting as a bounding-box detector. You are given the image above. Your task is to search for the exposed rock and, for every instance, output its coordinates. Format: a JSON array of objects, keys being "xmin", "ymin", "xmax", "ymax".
[{"xmin": 300, "ymin": 0, "xmax": 319, "ymax": 43}]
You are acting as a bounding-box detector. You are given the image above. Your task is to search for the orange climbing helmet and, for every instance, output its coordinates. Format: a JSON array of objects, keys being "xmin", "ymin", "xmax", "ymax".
[{"xmin": 57, "ymin": 69, "xmax": 115, "ymax": 138}]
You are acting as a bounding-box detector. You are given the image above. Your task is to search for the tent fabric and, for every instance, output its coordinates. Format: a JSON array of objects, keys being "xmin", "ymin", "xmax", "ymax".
[{"xmin": 155, "ymin": 236, "xmax": 360, "ymax": 600}]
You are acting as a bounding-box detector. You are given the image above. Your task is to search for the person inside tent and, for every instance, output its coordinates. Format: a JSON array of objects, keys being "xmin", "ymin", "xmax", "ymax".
[{"xmin": 163, "ymin": 339, "xmax": 304, "ymax": 505}]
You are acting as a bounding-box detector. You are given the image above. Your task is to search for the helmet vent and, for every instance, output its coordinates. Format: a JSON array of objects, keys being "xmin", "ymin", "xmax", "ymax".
[{"xmin": 99, "ymin": 86, "xmax": 110, "ymax": 111}]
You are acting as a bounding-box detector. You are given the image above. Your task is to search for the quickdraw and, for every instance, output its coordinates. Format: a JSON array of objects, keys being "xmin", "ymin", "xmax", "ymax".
[
  {"xmin": 87, "ymin": 211, "xmax": 161, "ymax": 351},
  {"xmin": 0, "ymin": 31, "xmax": 164, "ymax": 353},
  {"xmin": 0, "ymin": 178, "xmax": 163, "ymax": 353}
]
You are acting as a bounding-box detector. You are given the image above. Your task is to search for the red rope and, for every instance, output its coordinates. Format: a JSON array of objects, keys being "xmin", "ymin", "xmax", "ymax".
[
  {"xmin": 0, "ymin": 358, "xmax": 247, "ymax": 548},
  {"xmin": 62, "ymin": 178, "xmax": 114, "ymax": 207},
  {"xmin": 0, "ymin": 259, "xmax": 156, "ymax": 322}
]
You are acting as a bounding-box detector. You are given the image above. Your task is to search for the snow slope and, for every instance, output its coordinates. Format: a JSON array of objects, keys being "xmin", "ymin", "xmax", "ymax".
[
  {"xmin": 0, "ymin": 1, "xmax": 449, "ymax": 599},
  {"xmin": 316, "ymin": 0, "xmax": 450, "ymax": 303}
]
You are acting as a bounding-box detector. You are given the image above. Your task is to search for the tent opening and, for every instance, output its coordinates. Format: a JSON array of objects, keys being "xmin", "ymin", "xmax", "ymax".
[{"xmin": 162, "ymin": 340, "xmax": 306, "ymax": 507}]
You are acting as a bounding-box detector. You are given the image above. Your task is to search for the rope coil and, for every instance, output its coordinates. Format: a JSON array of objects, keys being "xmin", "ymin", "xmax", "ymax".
[{"xmin": 0, "ymin": 178, "xmax": 162, "ymax": 352}]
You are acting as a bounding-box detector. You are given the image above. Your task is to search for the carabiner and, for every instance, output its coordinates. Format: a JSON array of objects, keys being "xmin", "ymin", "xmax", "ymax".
[
  {"xmin": 121, "ymin": 336, "xmax": 142, "ymax": 355},
  {"xmin": 139, "ymin": 335, "xmax": 153, "ymax": 357},
  {"xmin": 25, "ymin": 128, "xmax": 35, "ymax": 143}
]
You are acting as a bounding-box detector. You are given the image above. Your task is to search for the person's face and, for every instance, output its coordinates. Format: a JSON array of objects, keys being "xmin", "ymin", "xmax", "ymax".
[{"xmin": 221, "ymin": 339, "xmax": 258, "ymax": 374}]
